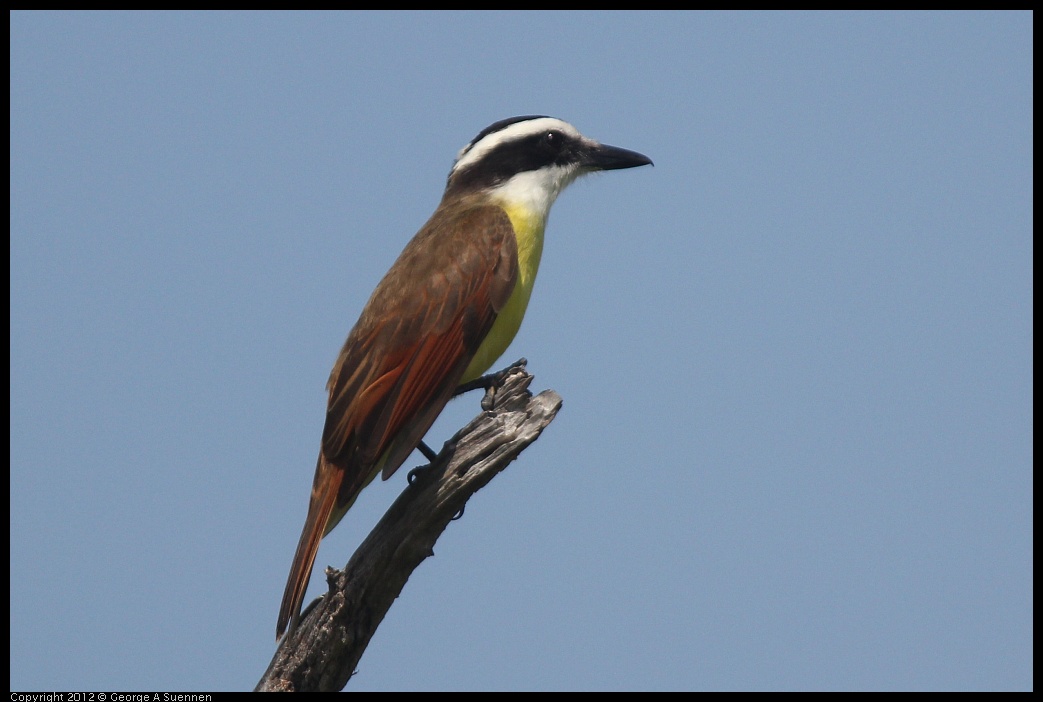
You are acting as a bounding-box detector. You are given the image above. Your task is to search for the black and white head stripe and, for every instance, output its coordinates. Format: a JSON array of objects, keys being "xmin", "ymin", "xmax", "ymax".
[
  {"xmin": 454, "ymin": 116, "xmax": 566, "ymax": 169},
  {"xmin": 447, "ymin": 116, "xmax": 592, "ymax": 194}
]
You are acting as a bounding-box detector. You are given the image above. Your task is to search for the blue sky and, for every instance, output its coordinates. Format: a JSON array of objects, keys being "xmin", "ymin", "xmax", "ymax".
[{"xmin": 10, "ymin": 11, "xmax": 1032, "ymax": 692}]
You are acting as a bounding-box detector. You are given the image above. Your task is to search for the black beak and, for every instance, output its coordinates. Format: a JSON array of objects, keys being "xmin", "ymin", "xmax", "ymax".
[{"xmin": 586, "ymin": 142, "xmax": 654, "ymax": 171}]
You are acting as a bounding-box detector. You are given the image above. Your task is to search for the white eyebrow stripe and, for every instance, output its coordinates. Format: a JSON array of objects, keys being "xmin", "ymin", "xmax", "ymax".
[{"xmin": 451, "ymin": 117, "xmax": 583, "ymax": 175}]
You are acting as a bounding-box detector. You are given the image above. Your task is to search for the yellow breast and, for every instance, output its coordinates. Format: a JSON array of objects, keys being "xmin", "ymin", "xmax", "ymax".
[{"xmin": 461, "ymin": 203, "xmax": 545, "ymax": 382}]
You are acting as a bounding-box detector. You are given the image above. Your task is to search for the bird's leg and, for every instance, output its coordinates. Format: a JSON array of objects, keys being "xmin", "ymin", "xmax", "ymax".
[
  {"xmin": 416, "ymin": 440, "xmax": 438, "ymax": 462},
  {"xmin": 453, "ymin": 357, "xmax": 528, "ymax": 397},
  {"xmin": 409, "ymin": 358, "xmax": 528, "ymax": 487},
  {"xmin": 453, "ymin": 357, "xmax": 528, "ymax": 410},
  {"xmin": 408, "ymin": 441, "xmax": 439, "ymax": 484},
  {"xmin": 406, "ymin": 442, "xmax": 464, "ymax": 520}
]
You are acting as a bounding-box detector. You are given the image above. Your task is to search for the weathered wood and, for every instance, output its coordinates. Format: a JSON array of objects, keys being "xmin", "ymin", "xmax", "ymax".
[{"xmin": 257, "ymin": 361, "xmax": 561, "ymax": 692}]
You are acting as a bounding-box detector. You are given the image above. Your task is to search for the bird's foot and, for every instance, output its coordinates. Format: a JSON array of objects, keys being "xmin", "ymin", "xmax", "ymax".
[{"xmin": 453, "ymin": 357, "xmax": 528, "ymax": 410}]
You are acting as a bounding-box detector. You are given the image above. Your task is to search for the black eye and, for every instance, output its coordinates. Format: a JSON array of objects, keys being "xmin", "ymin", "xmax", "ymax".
[{"xmin": 544, "ymin": 130, "xmax": 562, "ymax": 148}]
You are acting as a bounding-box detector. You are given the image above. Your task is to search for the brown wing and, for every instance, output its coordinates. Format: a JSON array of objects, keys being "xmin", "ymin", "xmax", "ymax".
[
  {"xmin": 276, "ymin": 202, "xmax": 517, "ymax": 638},
  {"xmin": 323, "ymin": 202, "xmax": 518, "ymax": 476}
]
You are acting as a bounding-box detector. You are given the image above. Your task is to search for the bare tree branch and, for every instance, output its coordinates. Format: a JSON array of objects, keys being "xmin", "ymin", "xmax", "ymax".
[{"xmin": 256, "ymin": 361, "xmax": 562, "ymax": 692}]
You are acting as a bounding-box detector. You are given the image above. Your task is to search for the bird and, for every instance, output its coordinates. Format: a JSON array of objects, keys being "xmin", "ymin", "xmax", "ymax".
[{"xmin": 277, "ymin": 115, "xmax": 652, "ymax": 639}]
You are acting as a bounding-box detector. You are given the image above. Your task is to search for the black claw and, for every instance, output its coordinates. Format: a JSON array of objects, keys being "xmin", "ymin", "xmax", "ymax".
[
  {"xmin": 451, "ymin": 505, "xmax": 465, "ymax": 521},
  {"xmin": 453, "ymin": 358, "xmax": 527, "ymax": 398}
]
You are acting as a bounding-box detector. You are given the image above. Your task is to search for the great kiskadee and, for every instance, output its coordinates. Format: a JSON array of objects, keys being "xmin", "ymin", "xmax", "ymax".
[{"xmin": 277, "ymin": 115, "xmax": 652, "ymax": 639}]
